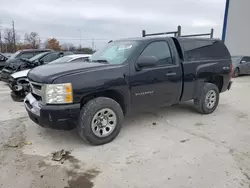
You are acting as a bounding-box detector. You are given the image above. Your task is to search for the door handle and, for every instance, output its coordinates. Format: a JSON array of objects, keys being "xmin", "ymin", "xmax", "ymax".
[{"xmin": 166, "ymin": 72, "xmax": 176, "ymax": 76}]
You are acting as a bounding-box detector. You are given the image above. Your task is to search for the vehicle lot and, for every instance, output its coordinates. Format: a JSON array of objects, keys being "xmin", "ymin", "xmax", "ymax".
[{"xmin": 0, "ymin": 77, "xmax": 250, "ymax": 188}]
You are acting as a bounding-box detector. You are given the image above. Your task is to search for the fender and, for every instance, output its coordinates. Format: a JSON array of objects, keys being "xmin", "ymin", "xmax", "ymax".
[
  {"xmin": 11, "ymin": 69, "xmax": 30, "ymax": 79},
  {"xmin": 80, "ymin": 87, "xmax": 131, "ymax": 115},
  {"xmin": 193, "ymin": 61, "xmax": 219, "ymax": 98}
]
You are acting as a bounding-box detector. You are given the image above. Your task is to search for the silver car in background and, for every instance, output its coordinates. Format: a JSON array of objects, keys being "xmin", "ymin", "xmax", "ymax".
[
  {"xmin": 232, "ymin": 56, "xmax": 250, "ymax": 77},
  {"xmin": 49, "ymin": 54, "xmax": 92, "ymax": 64}
]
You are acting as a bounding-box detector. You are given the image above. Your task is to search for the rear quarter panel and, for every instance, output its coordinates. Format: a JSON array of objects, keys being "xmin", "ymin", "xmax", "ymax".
[
  {"xmin": 177, "ymin": 39, "xmax": 231, "ymax": 101},
  {"xmin": 181, "ymin": 59, "xmax": 231, "ymax": 101}
]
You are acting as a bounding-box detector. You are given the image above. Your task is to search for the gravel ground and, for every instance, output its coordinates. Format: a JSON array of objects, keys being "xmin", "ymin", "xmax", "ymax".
[{"xmin": 0, "ymin": 77, "xmax": 250, "ymax": 188}]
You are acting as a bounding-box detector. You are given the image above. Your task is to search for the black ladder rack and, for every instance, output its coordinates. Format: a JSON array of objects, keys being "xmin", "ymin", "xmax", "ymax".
[{"xmin": 142, "ymin": 25, "xmax": 214, "ymax": 38}]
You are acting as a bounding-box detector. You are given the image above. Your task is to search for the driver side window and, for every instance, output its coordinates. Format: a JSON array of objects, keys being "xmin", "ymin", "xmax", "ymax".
[
  {"xmin": 41, "ymin": 53, "xmax": 59, "ymax": 63},
  {"xmin": 139, "ymin": 41, "xmax": 173, "ymax": 66},
  {"xmin": 242, "ymin": 57, "xmax": 250, "ymax": 63}
]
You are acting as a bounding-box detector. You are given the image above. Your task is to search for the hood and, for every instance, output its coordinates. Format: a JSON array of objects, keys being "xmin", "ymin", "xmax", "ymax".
[
  {"xmin": 11, "ymin": 69, "xmax": 30, "ymax": 79},
  {"xmin": 28, "ymin": 62, "xmax": 108, "ymax": 83},
  {"xmin": 5, "ymin": 58, "xmax": 31, "ymax": 69}
]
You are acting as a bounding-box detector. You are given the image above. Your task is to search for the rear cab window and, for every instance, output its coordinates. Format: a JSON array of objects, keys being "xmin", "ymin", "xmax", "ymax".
[{"xmin": 178, "ymin": 39, "xmax": 231, "ymax": 61}]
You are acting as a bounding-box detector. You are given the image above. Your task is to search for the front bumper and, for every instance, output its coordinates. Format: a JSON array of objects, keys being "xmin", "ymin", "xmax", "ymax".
[
  {"xmin": 227, "ymin": 81, "xmax": 233, "ymax": 90},
  {"xmin": 24, "ymin": 93, "xmax": 80, "ymax": 130},
  {"xmin": 1, "ymin": 70, "xmax": 13, "ymax": 82}
]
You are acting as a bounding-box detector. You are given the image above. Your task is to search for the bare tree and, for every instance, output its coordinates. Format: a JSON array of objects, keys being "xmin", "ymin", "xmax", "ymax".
[
  {"xmin": 3, "ymin": 28, "xmax": 13, "ymax": 44},
  {"xmin": 3, "ymin": 28, "xmax": 19, "ymax": 52},
  {"xmin": 24, "ymin": 32, "xmax": 40, "ymax": 49}
]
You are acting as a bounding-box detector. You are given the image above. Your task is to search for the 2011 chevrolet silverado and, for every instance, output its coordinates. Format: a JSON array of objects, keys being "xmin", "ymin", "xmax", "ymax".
[{"xmin": 24, "ymin": 37, "xmax": 233, "ymax": 145}]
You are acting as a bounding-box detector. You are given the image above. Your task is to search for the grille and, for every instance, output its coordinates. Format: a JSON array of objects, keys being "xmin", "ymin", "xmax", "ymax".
[
  {"xmin": 30, "ymin": 81, "xmax": 43, "ymax": 97},
  {"xmin": 32, "ymin": 93, "xmax": 42, "ymax": 101}
]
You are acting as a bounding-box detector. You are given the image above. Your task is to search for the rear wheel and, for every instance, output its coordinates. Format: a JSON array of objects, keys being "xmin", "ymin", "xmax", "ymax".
[
  {"xmin": 233, "ymin": 68, "xmax": 240, "ymax": 78},
  {"xmin": 194, "ymin": 83, "xmax": 219, "ymax": 114},
  {"xmin": 77, "ymin": 97, "xmax": 124, "ymax": 145}
]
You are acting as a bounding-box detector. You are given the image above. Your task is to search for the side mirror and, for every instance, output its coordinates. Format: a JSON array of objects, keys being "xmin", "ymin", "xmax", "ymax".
[
  {"xmin": 33, "ymin": 59, "xmax": 40, "ymax": 65},
  {"xmin": 136, "ymin": 56, "xmax": 157, "ymax": 70},
  {"xmin": 39, "ymin": 59, "xmax": 44, "ymax": 65}
]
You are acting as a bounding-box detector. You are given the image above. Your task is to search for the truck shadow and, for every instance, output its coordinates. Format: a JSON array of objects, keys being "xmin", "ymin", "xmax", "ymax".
[
  {"xmin": 30, "ymin": 101, "xmax": 196, "ymax": 147},
  {"xmin": 124, "ymin": 101, "xmax": 196, "ymax": 126}
]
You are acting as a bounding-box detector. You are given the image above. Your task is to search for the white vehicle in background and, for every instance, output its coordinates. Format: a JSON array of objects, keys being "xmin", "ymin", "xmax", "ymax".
[
  {"xmin": 48, "ymin": 54, "xmax": 92, "ymax": 64},
  {"xmin": 9, "ymin": 54, "xmax": 92, "ymax": 97}
]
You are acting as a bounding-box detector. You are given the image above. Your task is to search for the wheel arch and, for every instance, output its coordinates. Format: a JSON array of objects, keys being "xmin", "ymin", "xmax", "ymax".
[
  {"xmin": 80, "ymin": 89, "xmax": 127, "ymax": 115},
  {"xmin": 204, "ymin": 75, "xmax": 224, "ymax": 92},
  {"xmin": 234, "ymin": 66, "xmax": 240, "ymax": 73},
  {"xmin": 194, "ymin": 75, "xmax": 224, "ymax": 99}
]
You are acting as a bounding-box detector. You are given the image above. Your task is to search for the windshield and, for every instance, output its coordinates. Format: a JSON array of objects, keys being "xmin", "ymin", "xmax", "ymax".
[
  {"xmin": 29, "ymin": 52, "xmax": 50, "ymax": 62},
  {"xmin": 91, "ymin": 41, "xmax": 140, "ymax": 64},
  {"xmin": 9, "ymin": 51, "xmax": 21, "ymax": 59},
  {"xmin": 49, "ymin": 56, "xmax": 73, "ymax": 64},
  {"xmin": 231, "ymin": 56, "xmax": 242, "ymax": 64}
]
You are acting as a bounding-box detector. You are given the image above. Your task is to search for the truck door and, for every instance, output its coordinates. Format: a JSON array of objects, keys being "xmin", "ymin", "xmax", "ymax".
[{"xmin": 129, "ymin": 39, "xmax": 182, "ymax": 112}]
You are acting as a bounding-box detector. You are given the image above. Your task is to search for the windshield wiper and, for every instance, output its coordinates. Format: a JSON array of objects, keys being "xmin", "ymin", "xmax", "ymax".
[{"xmin": 91, "ymin": 59, "xmax": 109, "ymax": 64}]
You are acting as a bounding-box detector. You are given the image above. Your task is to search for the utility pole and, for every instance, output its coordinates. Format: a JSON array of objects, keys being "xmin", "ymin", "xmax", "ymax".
[
  {"xmin": 12, "ymin": 21, "xmax": 16, "ymax": 52},
  {"xmin": 92, "ymin": 38, "xmax": 94, "ymax": 50},
  {"xmin": 78, "ymin": 29, "xmax": 82, "ymax": 49}
]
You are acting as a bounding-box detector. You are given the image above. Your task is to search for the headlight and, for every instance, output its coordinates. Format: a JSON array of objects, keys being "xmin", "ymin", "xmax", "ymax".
[{"xmin": 42, "ymin": 83, "xmax": 73, "ymax": 104}]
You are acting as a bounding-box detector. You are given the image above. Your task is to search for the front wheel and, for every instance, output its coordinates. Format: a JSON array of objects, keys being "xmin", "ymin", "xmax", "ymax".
[
  {"xmin": 77, "ymin": 97, "xmax": 124, "ymax": 145},
  {"xmin": 194, "ymin": 83, "xmax": 219, "ymax": 114}
]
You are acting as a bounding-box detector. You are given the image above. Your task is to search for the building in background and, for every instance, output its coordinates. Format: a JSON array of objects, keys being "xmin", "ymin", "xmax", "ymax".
[{"xmin": 223, "ymin": 0, "xmax": 250, "ymax": 56}]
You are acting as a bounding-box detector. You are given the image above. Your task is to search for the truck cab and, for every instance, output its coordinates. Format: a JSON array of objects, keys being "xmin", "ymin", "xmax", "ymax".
[{"xmin": 24, "ymin": 37, "xmax": 232, "ymax": 145}]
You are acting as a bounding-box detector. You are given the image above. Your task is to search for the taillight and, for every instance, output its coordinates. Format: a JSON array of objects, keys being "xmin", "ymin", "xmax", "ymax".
[{"xmin": 229, "ymin": 63, "xmax": 233, "ymax": 80}]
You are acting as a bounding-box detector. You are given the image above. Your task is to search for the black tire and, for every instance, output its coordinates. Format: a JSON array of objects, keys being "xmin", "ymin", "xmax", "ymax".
[
  {"xmin": 11, "ymin": 90, "xmax": 21, "ymax": 96},
  {"xmin": 233, "ymin": 68, "xmax": 240, "ymax": 78},
  {"xmin": 11, "ymin": 90, "xmax": 25, "ymax": 97},
  {"xmin": 194, "ymin": 83, "xmax": 219, "ymax": 114},
  {"xmin": 77, "ymin": 97, "xmax": 124, "ymax": 145}
]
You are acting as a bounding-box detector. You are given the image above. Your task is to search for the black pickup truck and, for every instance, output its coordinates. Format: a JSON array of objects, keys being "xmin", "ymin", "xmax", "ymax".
[{"xmin": 24, "ymin": 37, "xmax": 232, "ymax": 145}]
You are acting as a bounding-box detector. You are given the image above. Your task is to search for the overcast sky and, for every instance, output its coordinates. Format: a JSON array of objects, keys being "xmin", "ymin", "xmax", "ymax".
[{"xmin": 0, "ymin": 0, "xmax": 226, "ymax": 49}]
